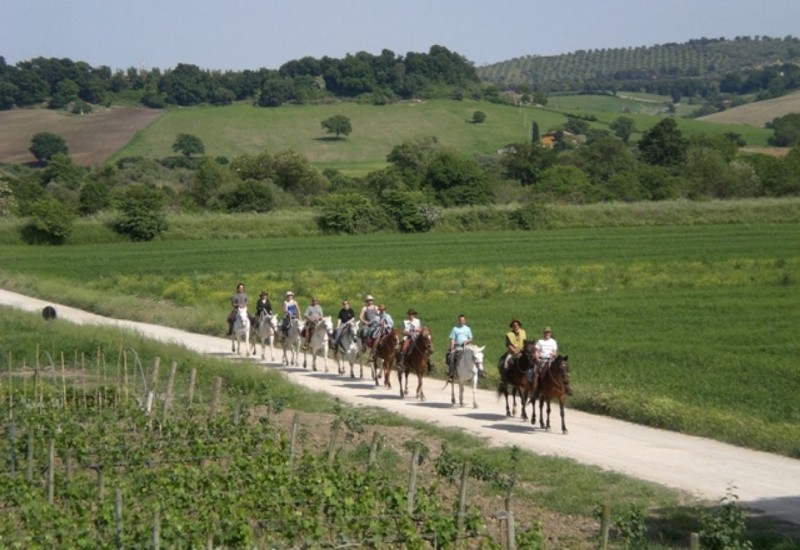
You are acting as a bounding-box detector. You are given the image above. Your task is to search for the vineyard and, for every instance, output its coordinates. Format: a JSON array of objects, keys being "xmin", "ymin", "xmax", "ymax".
[{"xmin": 1, "ymin": 349, "xmax": 547, "ymax": 549}]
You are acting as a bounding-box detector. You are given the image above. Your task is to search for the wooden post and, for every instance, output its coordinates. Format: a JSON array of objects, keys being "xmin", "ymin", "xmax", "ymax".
[
  {"xmin": 47, "ymin": 439, "xmax": 55, "ymax": 505},
  {"xmin": 7, "ymin": 420, "xmax": 16, "ymax": 476},
  {"xmin": 60, "ymin": 352, "xmax": 67, "ymax": 409},
  {"xmin": 187, "ymin": 368, "xmax": 197, "ymax": 406},
  {"xmin": 162, "ymin": 361, "xmax": 177, "ymax": 419},
  {"xmin": 327, "ymin": 421, "xmax": 341, "ymax": 467},
  {"xmin": 26, "ymin": 428, "xmax": 34, "ymax": 482},
  {"xmin": 96, "ymin": 467, "xmax": 105, "ymax": 503},
  {"xmin": 456, "ymin": 461, "xmax": 470, "ymax": 538},
  {"xmin": 406, "ymin": 447, "xmax": 420, "ymax": 515},
  {"xmin": 506, "ymin": 509, "xmax": 516, "ymax": 550},
  {"xmin": 115, "ymin": 487, "xmax": 123, "ymax": 549},
  {"xmin": 209, "ymin": 377, "xmax": 222, "ymax": 418},
  {"xmin": 150, "ymin": 357, "xmax": 161, "ymax": 391},
  {"xmin": 289, "ymin": 412, "xmax": 300, "ymax": 473},
  {"xmin": 123, "ymin": 349, "xmax": 129, "ymax": 404},
  {"xmin": 367, "ymin": 431, "xmax": 380, "ymax": 472},
  {"xmin": 152, "ymin": 506, "xmax": 161, "ymax": 550},
  {"xmin": 233, "ymin": 391, "xmax": 243, "ymax": 425},
  {"xmin": 690, "ymin": 532, "xmax": 700, "ymax": 550},
  {"xmin": 599, "ymin": 502, "xmax": 610, "ymax": 550}
]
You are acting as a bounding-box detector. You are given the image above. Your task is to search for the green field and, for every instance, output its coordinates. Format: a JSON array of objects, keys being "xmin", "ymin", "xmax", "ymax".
[
  {"xmin": 2, "ymin": 222, "xmax": 798, "ymax": 456},
  {"xmin": 108, "ymin": 99, "xmax": 774, "ymax": 176}
]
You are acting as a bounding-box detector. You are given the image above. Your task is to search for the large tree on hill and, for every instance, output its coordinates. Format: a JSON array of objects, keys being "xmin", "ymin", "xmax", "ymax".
[
  {"xmin": 29, "ymin": 132, "xmax": 68, "ymax": 163},
  {"xmin": 638, "ymin": 118, "xmax": 688, "ymax": 167},
  {"xmin": 321, "ymin": 115, "xmax": 352, "ymax": 138},
  {"xmin": 172, "ymin": 134, "xmax": 205, "ymax": 158}
]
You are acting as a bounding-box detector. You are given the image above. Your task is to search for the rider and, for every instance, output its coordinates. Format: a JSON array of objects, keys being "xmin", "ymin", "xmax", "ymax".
[
  {"xmin": 280, "ymin": 291, "xmax": 300, "ymax": 339},
  {"xmin": 333, "ymin": 299, "xmax": 356, "ymax": 350},
  {"xmin": 358, "ymin": 294, "xmax": 379, "ymax": 352},
  {"xmin": 255, "ymin": 290, "xmax": 273, "ymax": 319},
  {"xmin": 302, "ymin": 296, "xmax": 324, "ymax": 350},
  {"xmin": 533, "ymin": 326, "xmax": 559, "ymax": 393},
  {"xmin": 501, "ymin": 319, "xmax": 527, "ymax": 371},
  {"xmin": 398, "ymin": 308, "xmax": 421, "ymax": 366},
  {"xmin": 227, "ymin": 282, "xmax": 248, "ymax": 335},
  {"xmin": 447, "ymin": 314, "xmax": 474, "ymax": 382},
  {"xmin": 370, "ymin": 304, "xmax": 394, "ymax": 355}
]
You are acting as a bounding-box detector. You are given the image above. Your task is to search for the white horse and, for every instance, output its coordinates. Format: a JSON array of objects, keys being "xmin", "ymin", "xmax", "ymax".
[
  {"xmin": 303, "ymin": 316, "xmax": 333, "ymax": 371},
  {"xmin": 281, "ymin": 317, "xmax": 302, "ymax": 366},
  {"xmin": 251, "ymin": 310, "xmax": 278, "ymax": 361},
  {"xmin": 333, "ymin": 319, "xmax": 364, "ymax": 378},
  {"xmin": 230, "ymin": 307, "xmax": 250, "ymax": 356},
  {"xmin": 448, "ymin": 344, "xmax": 486, "ymax": 408}
]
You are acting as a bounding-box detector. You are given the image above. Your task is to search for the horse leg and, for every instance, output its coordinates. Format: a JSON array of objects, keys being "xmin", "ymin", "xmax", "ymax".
[
  {"xmin": 545, "ymin": 400, "xmax": 552, "ymax": 431},
  {"xmin": 416, "ymin": 371, "xmax": 424, "ymax": 401},
  {"xmin": 560, "ymin": 397, "xmax": 567, "ymax": 434},
  {"xmin": 472, "ymin": 374, "xmax": 479, "ymax": 409}
]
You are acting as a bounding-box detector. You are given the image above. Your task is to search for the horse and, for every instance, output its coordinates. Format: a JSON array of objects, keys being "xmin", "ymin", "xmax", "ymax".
[
  {"xmin": 281, "ymin": 317, "xmax": 302, "ymax": 366},
  {"xmin": 531, "ymin": 355, "xmax": 571, "ymax": 434},
  {"xmin": 230, "ymin": 307, "xmax": 250, "ymax": 356},
  {"xmin": 497, "ymin": 340, "xmax": 537, "ymax": 422},
  {"xmin": 333, "ymin": 319, "xmax": 365, "ymax": 378},
  {"xmin": 250, "ymin": 310, "xmax": 278, "ymax": 361},
  {"xmin": 372, "ymin": 328, "xmax": 400, "ymax": 388},
  {"xmin": 448, "ymin": 344, "xmax": 485, "ymax": 408},
  {"xmin": 303, "ymin": 316, "xmax": 333, "ymax": 372},
  {"xmin": 398, "ymin": 326, "xmax": 433, "ymax": 400}
]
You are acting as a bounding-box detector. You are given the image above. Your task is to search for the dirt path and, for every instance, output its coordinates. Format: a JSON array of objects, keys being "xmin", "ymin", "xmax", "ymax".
[{"xmin": 2, "ymin": 289, "xmax": 799, "ymax": 526}]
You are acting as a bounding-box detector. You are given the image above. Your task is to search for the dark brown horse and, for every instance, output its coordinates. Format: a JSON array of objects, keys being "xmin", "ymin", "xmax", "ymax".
[
  {"xmin": 532, "ymin": 355, "xmax": 570, "ymax": 434},
  {"xmin": 398, "ymin": 326, "xmax": 433, "ymax": 400},
  {"xmin": 372, "ymin": 328, "xmax": 400, "ymax": 388},
  {"xmin": 497, "ymin": 340, "xmax": 537, "ymax": 422}
]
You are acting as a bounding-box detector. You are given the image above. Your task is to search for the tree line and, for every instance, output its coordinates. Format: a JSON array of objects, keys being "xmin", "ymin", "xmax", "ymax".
[
  {"xmin": 0, "ymin": 45, "xmax": 480, "ymax": 110},
  {"xmin": 3, "ymin": 114, "xmax": 799, "ymax": 244}
]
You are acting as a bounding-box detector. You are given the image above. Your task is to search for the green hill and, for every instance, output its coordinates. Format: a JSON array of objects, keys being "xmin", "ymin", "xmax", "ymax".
[{"xmin": 477, "ymin": 35, "xmax": 800, "ymax": 89}]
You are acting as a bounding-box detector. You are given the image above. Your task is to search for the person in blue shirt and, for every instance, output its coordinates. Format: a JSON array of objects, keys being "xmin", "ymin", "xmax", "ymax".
[{"xmin": 447, "ymin": 314, "xmax": 473, "ymax": 381}]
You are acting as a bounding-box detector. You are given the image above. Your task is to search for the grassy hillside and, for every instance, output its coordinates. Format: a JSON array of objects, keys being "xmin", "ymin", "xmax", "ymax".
[
  {"xmin": 0, "ymin": 98, "xmax": 778, "ymax": 173},
  {"xmin": 699, "ymin": 89, "xmax": 800, "ymax": 126},
  {"xmin": 112, "ymin": 100, "xmax": 569, "ymax": 174}
]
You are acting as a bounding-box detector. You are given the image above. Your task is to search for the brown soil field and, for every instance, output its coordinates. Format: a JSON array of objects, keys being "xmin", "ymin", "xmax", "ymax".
[
  {"xmin": 699, "ymin": 90, "xmax": 800, "ymax": 127},
  {"xmin": 0, "ymin": 106, "xmax": 163, "ymax": 166}
]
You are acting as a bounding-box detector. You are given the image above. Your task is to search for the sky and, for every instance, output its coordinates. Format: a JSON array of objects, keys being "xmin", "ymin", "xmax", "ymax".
[{"xmin": 2, "ymin": 0, "xmax": 799, "ymax": 72}]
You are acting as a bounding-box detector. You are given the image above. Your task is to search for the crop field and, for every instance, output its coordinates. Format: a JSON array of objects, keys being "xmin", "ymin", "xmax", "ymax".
[
  {"xmin": 1, "ymin": 223, "xmax": 798, "ymax": 457},
  {"xmin": 699, "ymin": 90, "xmax": 800, "ymax": 127}
]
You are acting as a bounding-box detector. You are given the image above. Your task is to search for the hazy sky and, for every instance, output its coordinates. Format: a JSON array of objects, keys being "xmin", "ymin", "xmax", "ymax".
[{"xmin": 3, "ymin": 0, "xmax": 799, "ymax": 71}]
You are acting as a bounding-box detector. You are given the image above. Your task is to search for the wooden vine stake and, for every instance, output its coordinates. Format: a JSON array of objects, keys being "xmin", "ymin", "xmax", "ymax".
[
  {"xmin": 162, "ymin": 361, "xmax": 177, "ymax": 420},
  {"xmin": 208, "ymin": 377, "xmax": 222, "ymax": 418},
  {"xmin": 690, "ymin": 532, "xmax": 700, "ymax": 550},
  {"xmin": 289, "ymin": 412, "xmax": 300, "ymax": 473},
  {"xmin": 60, "ymin": 352, "xmax": 67, "ymax": 409},
  {"xmin": 115, "ymin": 487, "xmax": 123, "ymax": 549},
  {"xmin": 406, "ymin": 446, "xmax": 420, "ymax": 515},
  {"xmin": 367, "ymin": 431, "xmax": 381, "ymax": 473},
  {"xmin": 47, "ymin": 439, "xmax": 55, "ymax": 505},
  {"xmin": 456, "ymin": 460, "xmax": 471, "ymax": 542},
  {"xmin": 599, "ymin": 502, "xmax": 610, "ymax": 550},
  {"xmin": 187, "ymin": 368, "xmax": 197, "ymax": 406}
]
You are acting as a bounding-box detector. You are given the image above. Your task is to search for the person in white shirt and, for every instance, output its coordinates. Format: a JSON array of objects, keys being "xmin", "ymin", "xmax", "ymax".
[{"xmin": 533, "ymin": 326, "xmax": 558, "ymax": 390}]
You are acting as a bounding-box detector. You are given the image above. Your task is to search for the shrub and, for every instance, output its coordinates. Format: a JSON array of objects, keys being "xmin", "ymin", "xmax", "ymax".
[
  {"xmin": 20, "ymin": 198, "xmax": 76, "ymax": 244},
  {"xmin": 315, "ymin": 193, "xmax": 390, "ymax": 234},
  {"xmin": 471, "ymin": 111, "xmax": 486, "ymax": 123},
  {"xmin": 381, "ymin": 189, "xmax": 439, "ymax": 233},
  {"xmin": 112, "ymin": 184, "xmax": 168, "ymax": 241},
  {"xmin": 29, "ymin": 132, "xmax": 69, "ymax": 163},
  {"xmin": 698, "ymin": 487, "xmax": 753, "ymax": 550}
]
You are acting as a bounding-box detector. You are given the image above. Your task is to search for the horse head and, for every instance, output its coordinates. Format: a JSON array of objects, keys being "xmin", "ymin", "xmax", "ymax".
[{"xmin": 467, "ymin": 344, "xmax": 485, "ymax": 370}]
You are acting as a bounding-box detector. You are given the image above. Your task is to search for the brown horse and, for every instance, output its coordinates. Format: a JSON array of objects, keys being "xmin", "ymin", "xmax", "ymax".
[
  {"xmin": 532, "ymin": 355, "xmax": 570, "ymax": 434},
  {"xmin": 398, "ymin": 326, "xmax": 433, "ymax": 400},
  {"xmin": 372, "ymin": 328, "xmax": 400, "ymax": 388},
  {"xmin": 497, "ymin": 340, "xmax": 537, "ymax": 422}
]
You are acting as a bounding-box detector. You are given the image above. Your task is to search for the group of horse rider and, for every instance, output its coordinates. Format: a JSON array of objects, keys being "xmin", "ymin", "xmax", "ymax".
[
  {"xmin": 227, "ymin": 284, "xmax": 568, "ymax": 392},
  {"xmin": 500, "ymin": 319, "xmax": 570, "ymax": 396}
]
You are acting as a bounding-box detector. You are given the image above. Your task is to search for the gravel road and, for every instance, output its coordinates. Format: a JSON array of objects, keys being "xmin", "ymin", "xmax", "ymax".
[{"xmin": 2, "ymin": 289, "xmax": 799, "ymax": 526}]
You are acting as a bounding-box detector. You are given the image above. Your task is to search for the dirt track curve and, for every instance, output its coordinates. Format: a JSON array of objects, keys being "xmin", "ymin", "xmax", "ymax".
[{"xmin": 2, "ymin": 289, "xmax": 799, "ymax": 526}]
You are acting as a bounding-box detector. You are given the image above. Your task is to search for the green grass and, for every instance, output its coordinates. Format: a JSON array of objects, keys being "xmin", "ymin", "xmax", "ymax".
[{"xmin": 1, "ymin": 221, "xmax": 799, "ymax": 456}]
